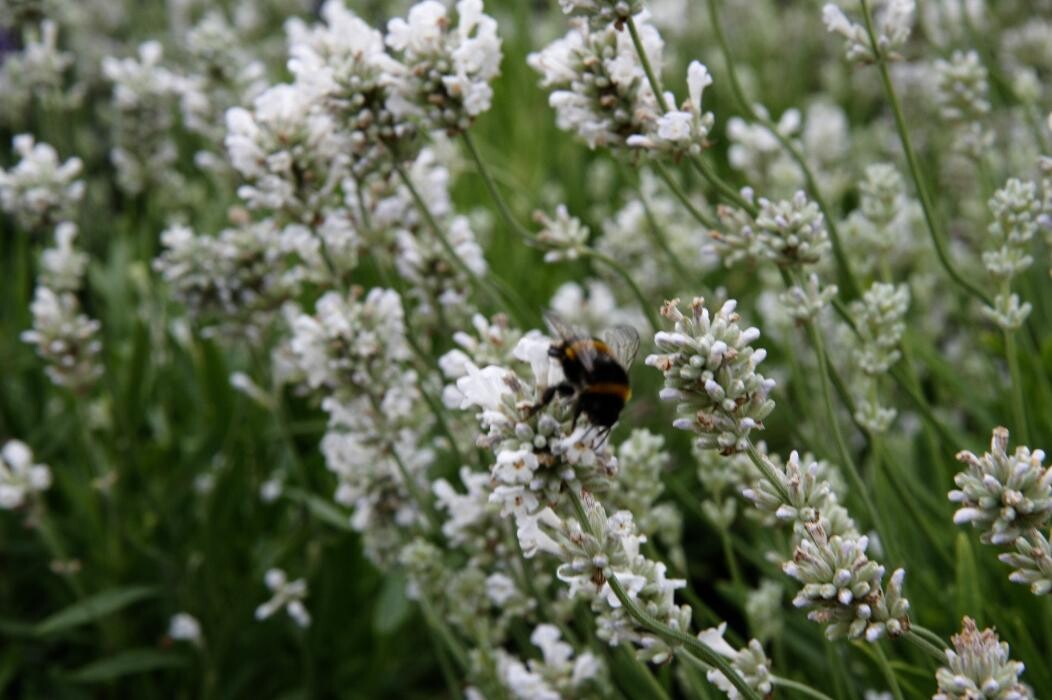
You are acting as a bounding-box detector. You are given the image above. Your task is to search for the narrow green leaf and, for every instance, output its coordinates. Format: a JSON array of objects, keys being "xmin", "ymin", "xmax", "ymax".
[
  {"xmin": 373, "ymin": 574, "xmax": 410, "ymax": 635},
  {"xmin": 34, "ymin": 586, "xmax": 157, "ymax": 637},
  {"xmin": 285, "ymin": 488, "xmax": 354, "ymax": 532},
  {"xmin": 66, "ymin": 649, "xmax": 186, "ymax": 683},
  {"xmin": 954, "ymin": 533, "xmax": 983, "ymax": 624}
]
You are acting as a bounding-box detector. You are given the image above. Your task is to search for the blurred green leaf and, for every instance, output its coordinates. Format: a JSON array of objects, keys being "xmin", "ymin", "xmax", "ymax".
[
  {"xmin": 373, "ymin": 574, "xmax": 410, "ymax": 635},
  {"xmin": 34, "ymin": 586, "xmax": 157, "ymax": 637},
  {"xmin": 285, "ymin": 488, "xmax": 354, "ymax": 532},
  {"xmin": 65, "ymin": 649, "xmax": 186, "ymax": 683}
]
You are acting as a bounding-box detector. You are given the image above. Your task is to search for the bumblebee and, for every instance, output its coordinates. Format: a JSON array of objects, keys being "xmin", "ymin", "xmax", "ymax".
[{"xmin": 531, "ymin": 313, "xmax": 640, "ymax": 441}]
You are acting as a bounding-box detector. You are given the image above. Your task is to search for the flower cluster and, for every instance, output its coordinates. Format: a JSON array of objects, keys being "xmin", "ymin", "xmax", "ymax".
[
  {"xmin": 648, "ymin": 298, "xmax": 775, "ymax": 454},
  {"xmin": 0, "ymin": 440, "xmax": 52, "ymax": 510},
  {"xmin": 102, "ymin": 41, "xmax": 186, "ymax": 196},
  {"xmin": 255, "ymin": 568, "xmax": 311, "ymax": 628},
  {"xmin": 981, "ymin": 178, "xmax": 1041, "ymax": 330},
  {"xmin": 557, "ymin": 0, "xmax": 643, "ymax": 30},
  {"xmin": 0, "ymin": 20, "xmax": 78, "ymax": 127},
  {"xmin": 534, "ymin": 204, "xmax": 590, "ymax": 262},
  {"xmin": 527, "ymin": 15, "xmax": 662, "ymax": 150},
  {"xmin": 714, "ymin": 191, "xmax": 829, "ymax": 268},
  {"xmin": 628, "ymin": 61, "xmax": 715, "ymax": 157},
  {"xmin": 934, "ymin": 50, "xmax": 992, "ymax": 157},
  {"xmin": 785, "ymin": 524, "xmax": 910, "ymax": 641},
  {"xmin": 21, "ymin": 223, "xmax": 103, "ymax": 393},
  {"xmin": 822, "ymin": 1, "xmax": 915, "ymax": 63},
  {"xmin": 934, "ymin": 617, "xmax": 1032, "ymax": 700},
  {"xmin": 494, "ymin": 624, "xmax": 607, "ymax": 699},
  {"xmin": 0, "ymin": 134, "xmax": 84, "ymax": 232},
  {"xmin": 451, "ymin": 334, "xmax": 618, "ymax": 520},
  {"xmin": 952, "ymin": 427, "xmax": 1051, "ymax": 596},
  {"xmin": 951, "ymin": 427, "xmax": 1051, "ymax": 546},
  {"xmin": 385, "ymin": 0, "xmax": 503, "ymax": 134},
  {"xmin": 155, "ymin": 220, "xmax": 315, "ymax": 338},
  {"xmin": 697, "ymin": 624, "xmax": 774, "ymax": 700},
  {"xmin": 527, "ymin": 494, "xmax": 690, "ymax": 663}
]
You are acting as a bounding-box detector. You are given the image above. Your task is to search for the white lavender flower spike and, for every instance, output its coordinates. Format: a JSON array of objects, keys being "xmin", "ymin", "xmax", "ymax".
[
  {"xmin": 647, "ymin": 297, "xmax": 775, "ymax": 454},
  {"xmin": 0, "ymin": 134, "xmax": 83, "ymax": 232},
  {"xmin": 0, "ymin": 440, "xmax": 52, "ymax": 510},
  {"xmin": 951, "ymin": 427, "xmax": 1051, "ymax": 546},
  {"xmin": 934, "ymin": 617, "xmax": 1033, "ymax": 700}
]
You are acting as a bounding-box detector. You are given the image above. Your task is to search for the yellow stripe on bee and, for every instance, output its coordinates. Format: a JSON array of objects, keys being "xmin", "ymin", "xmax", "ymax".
[
  {"xmin": 565, "ymin": 339, "xmax": 610, "ymax": 360},
  {"xmin": 583, "ymin": 383, "xmax": 631, "ymax": 400}
]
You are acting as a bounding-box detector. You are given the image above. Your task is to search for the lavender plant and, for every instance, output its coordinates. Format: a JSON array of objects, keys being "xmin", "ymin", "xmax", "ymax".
[{"xmin": 2, "ymin": 0, "xmax": 1052, "ymax": 697}]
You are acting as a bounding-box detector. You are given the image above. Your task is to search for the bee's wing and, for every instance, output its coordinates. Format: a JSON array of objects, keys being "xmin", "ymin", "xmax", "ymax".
[
  {"xmin": 601, "ymin": 324, "xmax": 640, "ymax": 370},
  {"xmin": 544, "ymin": 311, "xmax": 596, "ymax": 372}
]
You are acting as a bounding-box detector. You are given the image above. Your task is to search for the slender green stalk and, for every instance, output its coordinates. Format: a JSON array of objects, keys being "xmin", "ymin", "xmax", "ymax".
[
  {"xmin": 772, "ymin": 677, "xmax": 838, "ymax": 700},
  {"xmin": 621, "ymin": 643, "xmax": 672, "ymax": 700},
  {"xmin": 858, "ymin": 0, "xmax": 991, "ymax": 306},
  {"xmin": 430, "ymin": 630, "xmax": 466, "ymax": 700},
  {"xmin": 874, "ymin": 642, "xmax": 905, "ymax": 700},
  {"xmin": 581, "ymin": 248, "xmax": 660, "ymax": 332},
  {"xmin": 638, "ymin": 190, "xmax": 695, "ymax": 290},
  {"xmin": 706, "ymin": 0, "xmax": 860, "ymax": 299},
  {"xmin": 565, "ymin": 488, "xmax": 763, "ymax": 700},
  {"xmin": 804, "ymin": 316, "xmax": 894, "ymax": 561},
  {"xmin": 461, "ymin": 130, "xmax": 533, "ymax": 243},
  {"xmin": 1004, "ymin": 330, "xmax": 1030, "ymax": 444},
  {"xmin": 717, "ymin": 527, "xmax": 744, "ymax": 588},
  {"xmin": 419, "ymin": 594, "xmax": 470, "ymax": 670},
  {"xmin": 744, "ymin": 441, "xmax": 791, "ymax": 504},
  {"xmin": 652, "ymin": 160, "xmax": 720, "ymax": 229},
  {"xmin": 389, "ymin": 443, "xmax": 441, "ymax": 532},
  {"xmin": 906, "ymin": 627, "xmax": 948, "ymax": 662}
]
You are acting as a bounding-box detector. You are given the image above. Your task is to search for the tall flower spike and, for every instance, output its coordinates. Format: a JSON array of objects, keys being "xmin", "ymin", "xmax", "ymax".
[
  {"xmin": 951, "ymin": 427, "xmax": 1051, "ymax": 545},
  {"xmin": 647, "ymin": 298, "xmax": 775, "ymax": 454},
  {"xmin": 0, "ymin": 134, "xmax": 84, "ymax": 232},
  {"xmin": 934, "ymin": 617, "xmax": 1032, "ymax": 700}
]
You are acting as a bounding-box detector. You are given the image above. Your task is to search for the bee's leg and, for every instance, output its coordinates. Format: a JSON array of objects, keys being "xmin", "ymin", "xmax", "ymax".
[
  {"xmin": 571, "ymin": 403, "xmax": 583, "ymax": 432},
  {"xmin": 529, "ymin": 382, "xmax": 574, "ymax": 417},
  {"xmin": 592, "ymin": 426, "xmax": 612, "ymax": 448}
]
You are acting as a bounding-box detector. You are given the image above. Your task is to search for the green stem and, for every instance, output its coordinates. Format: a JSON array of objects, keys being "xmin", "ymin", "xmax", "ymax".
[
  {"xmin": 419, "ymin": 595, "xmax": 470, "ymax": 670},
  {"xmin": 858, "ymin": 0, "xmax": 991, "ymax": 306},
  {"xmin": 565, "ymin": 488, "xmax": 764, "ymax": 700},
  {"xmin": 638, "ymin": 189, "xmax": 696, "ymax": 290},
  {"xmin": 772, "ymin": 677, "xmax": 838, "ymax": 700},
  {"xmin": 1004, "ymin": 329, "xmax": 1030, "ymax": 444},
  {"xmin": 706, "ymin": 0, "xmax": 860, "ymax": 299},
  {"xmin": 388, "ymin": 443, "xmax": 441, "ymax": 533},
  {"xmin": 461, "ymin": 130, "xmax": 533, "ymax": 242},
  {"xmin": 581, "ymin": 248, "xmax": 660, "ymax": 332},
  {"xmin": 744, "ymin": 442, "xmax": 791, "ymax": 504},
  {"xmin": 622, "ymin": 643, "xmax": 672, "ymax": 700},
  {"xmin": 804, "ymin": 316, "xmax": 893, "ymax": 560},
  {"xmin": 717, "ymin": 528, "xmax": 744, "ymax": 589},
  {"xmin": 430, "ymin": 629, "xmax": 466, "ymax": 700},
  {"xmin": 874, "ymin": 642, "xmax": 905, "ymax": 700},
  {"xmin": 905, "ymin": 627, "xmax": 947, "ymax": 662},
  {"xmin": 652, "ymin": 161, "xmax": 720, "ymax": 229}
]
